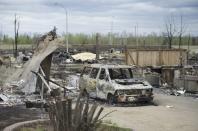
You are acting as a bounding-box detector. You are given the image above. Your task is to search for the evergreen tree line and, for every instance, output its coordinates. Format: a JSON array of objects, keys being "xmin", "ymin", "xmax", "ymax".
[{"xmin": 0, "ymin": 32, "xmax": 197, "ymax": 46}]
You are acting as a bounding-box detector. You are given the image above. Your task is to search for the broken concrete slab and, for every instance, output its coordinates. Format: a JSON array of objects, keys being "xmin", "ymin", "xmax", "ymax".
[{"xmin": 5, "ymin": 30, "xmax": 65, "ymax": 94}]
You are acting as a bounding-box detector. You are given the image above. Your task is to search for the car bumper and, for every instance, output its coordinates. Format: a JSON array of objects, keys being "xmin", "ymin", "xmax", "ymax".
[{"xmin": 117, "ymin": 95, "xmax": 153, "ymax": 103}]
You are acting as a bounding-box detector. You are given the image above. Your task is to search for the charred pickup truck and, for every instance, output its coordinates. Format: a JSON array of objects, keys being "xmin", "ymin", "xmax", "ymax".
[{"xmin": 79, "ymin": 64, "xmax": 153, "ymax": 104}]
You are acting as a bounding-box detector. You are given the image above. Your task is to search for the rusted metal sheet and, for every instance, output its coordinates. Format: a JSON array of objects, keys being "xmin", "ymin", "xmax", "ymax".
[{"xmin": 125, "ymin": 49, "xmax": 187, "ymax": 67}]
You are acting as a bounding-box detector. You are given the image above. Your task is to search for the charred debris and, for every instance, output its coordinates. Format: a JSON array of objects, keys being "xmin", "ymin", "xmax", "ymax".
[{"xmin": 0, "ymin": 29, "xmax": 198, "ymax": 108}]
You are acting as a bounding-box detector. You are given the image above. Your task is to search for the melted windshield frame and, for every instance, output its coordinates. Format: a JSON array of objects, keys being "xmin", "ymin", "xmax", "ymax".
[{"xmin": 108, "ymin": 68, "xmax": 133, "ymax": 80}]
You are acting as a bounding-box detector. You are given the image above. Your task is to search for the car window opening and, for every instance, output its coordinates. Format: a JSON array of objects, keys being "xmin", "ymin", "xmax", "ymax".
[
  {"xmin": 90, "ymin": 68, "xmax": 99, "ymax": 78},
  {"xmin": 81, "ymin": 67, "xmax": 92, "ymax": 76},
  {"xmin": 99, "ymin": 68, "xmax": 106, "ymax": 80},
  {"xmin": 108, "ymin": 68, "xmax": 133, "ymax": 80}
]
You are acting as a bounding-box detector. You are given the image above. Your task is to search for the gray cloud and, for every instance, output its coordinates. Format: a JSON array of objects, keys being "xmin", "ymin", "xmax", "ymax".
[{"xmin": 0, "ymin": 0, "xmax": 197, "ymax": 36}]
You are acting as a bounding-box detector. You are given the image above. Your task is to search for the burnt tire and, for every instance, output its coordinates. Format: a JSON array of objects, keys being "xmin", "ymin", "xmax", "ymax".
[
  {"xmin": 107, "ymin": 94, "xmax": 116, "ymax": 105},
  {"xmin": 25, "ymin": 102, "xmax": 33, "ymax": 108}
]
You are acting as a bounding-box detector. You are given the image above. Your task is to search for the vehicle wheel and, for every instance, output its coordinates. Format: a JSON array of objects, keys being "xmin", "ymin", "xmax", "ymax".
[
  {"xmin": 147, "ymin": 98, "xmax": 154, "ymax": 104},
  {"xmin": 25, "ymin": 102, "xmax": 33, "ymax": 108},
  {"xmin": 107, "ymin": 94, "xmax": 116, "ymax": 105}
]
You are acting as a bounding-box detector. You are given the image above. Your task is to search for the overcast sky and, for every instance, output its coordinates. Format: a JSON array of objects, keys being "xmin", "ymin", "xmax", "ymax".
[{"xmin": 0, "ymin": 0, "xmax": 198, "ymax": 36}]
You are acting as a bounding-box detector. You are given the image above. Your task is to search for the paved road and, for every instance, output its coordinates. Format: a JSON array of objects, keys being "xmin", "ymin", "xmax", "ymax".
[{"xmin": 101, "ymin": 91, "xmax": 198, "ymax": 131}]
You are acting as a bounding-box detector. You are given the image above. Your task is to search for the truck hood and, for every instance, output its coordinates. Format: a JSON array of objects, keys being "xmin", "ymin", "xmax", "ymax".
[{"xmin": 112, "ymin": 78, "xmax": 152, "ymax": 90}]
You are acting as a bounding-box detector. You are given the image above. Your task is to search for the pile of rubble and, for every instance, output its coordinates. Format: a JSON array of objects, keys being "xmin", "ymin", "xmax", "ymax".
[
  {"xmin": 0, "ymin": 28, "xmax": 66, "ymax": 107},
  {"xmin": 0, "ymin": 93, "xmax": 23, "ymax": 107}
]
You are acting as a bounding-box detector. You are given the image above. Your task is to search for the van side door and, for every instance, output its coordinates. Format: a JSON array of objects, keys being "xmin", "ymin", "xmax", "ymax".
[
  {"xmin": 79, "ymin": 66, "xmax": 92, "ymax": 90},
  {"xmin": 96, "ymin": 68, "xmax": 110, "ymax": 99},
  {"xmin": 87, "ymin": 68, "xmax": 99, "ymax": 98}
]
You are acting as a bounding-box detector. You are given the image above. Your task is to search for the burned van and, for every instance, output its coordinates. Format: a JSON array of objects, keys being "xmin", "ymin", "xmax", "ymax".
[{"xmin": 79, "ymin": 64, "xmax": 153, "ymax": 104}]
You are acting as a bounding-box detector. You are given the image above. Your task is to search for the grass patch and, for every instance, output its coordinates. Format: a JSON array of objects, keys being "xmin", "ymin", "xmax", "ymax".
[
  {"xmin": 97, "ymin": 124, "xmax": 132, "ymax": 131},
  {"xmin": 100, "ymin": 120, "xmax": 131, "ymax": 131},
  {"xmin": 15, "ymin": 123, "xmax": 53, "ymax": 131},
  {"xmin": 18, "ymin": 125, "xmax": 46, "ymax": 131},
  {"xmin": 16, "ymin": 122, "xmax": 131, "ymax": 131}
]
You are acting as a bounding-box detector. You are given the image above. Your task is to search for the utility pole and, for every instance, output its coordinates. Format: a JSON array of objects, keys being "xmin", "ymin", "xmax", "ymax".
[
  {"xmin": 187, "ymin": 33, "xmax": 190, "ymax": 65},
  {"xmin": 136, "ymin": 23, "xmax": 139, "ymax": 47},
  {"xmin": 179, "ymin": 15, "xmax": 183, "ymax": 49},
  {"xmin": 14, "ymin": 14, "xmax": 19, "ymax": 58},
  {"xmin": 65, "ymin": 10, "xmax": 69, "ymax": 53},
  {"xmin": 0, "ymin": 24, "xmax": 2, "ymax": 40},
  {"xmin": 109, "ymin": 17, "xmax": 114, "ymax": 45},
  {"xmin": 14, "ymin": 14, "xmax": 17, "ymax": 58},
  {"xmin": 55, "ymin": 3, "xmax": 69, "ymax": 53},
  {"xmin": 95, "ymin": 33, "xmax": 100, "ymax": 60},
  {"xmin": 134, "ymin": 25, "xmax": 137, "ymax": 47},
  {"xmin": 0, "ymin": 23, "xmax": 2, "ymax": 50}
]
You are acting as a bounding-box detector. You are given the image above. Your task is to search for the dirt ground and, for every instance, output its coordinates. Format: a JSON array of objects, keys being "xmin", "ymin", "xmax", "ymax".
[
  {"xmin": 0, "ymin": 105, "xmax": 44, "ymax": 130},
  {"xmin": 101, "ymin": 89, "xmax": 198, "ymax": 131}
]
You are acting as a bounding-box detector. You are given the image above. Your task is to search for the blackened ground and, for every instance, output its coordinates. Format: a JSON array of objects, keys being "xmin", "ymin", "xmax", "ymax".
[{"xmin": 0, "ymin": 105, "xmax": 44, "ymax": 131}]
